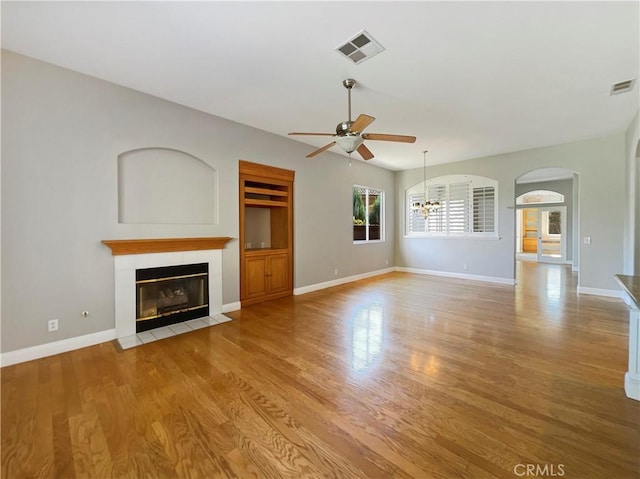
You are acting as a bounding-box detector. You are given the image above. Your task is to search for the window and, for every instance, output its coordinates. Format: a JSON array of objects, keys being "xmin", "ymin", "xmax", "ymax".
[
  {"xmin": 353, "ymin": 185, "xmax": 384, "ymax": 242},
  {"xmin": 516, "ymin": 190, "xmax": 564, "ymax": 205},
  {"xmin": 406, "ymin": 175, "xmax": 498, "ymax": 237},
  {"xmin": 546, "ymin": 211, "xmax": 562, "ymax": 235}
]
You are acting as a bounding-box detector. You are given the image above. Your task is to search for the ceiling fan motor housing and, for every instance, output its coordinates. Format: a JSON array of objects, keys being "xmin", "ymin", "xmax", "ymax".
[{"xmin": 336, "ymin": 120, "xmax": 354, "ymax": 136}]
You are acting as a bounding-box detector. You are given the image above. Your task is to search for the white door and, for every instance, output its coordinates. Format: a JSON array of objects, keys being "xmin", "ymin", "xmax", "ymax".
[{"xmin": 537, "ymin": 206, "xmax": 566, "ymax": 263}]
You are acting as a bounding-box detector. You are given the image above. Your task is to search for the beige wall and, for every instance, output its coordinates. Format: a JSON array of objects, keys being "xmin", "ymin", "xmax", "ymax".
[{"xmin": 395, "ymin": 134, "xmax": 627, "ymax": 291}]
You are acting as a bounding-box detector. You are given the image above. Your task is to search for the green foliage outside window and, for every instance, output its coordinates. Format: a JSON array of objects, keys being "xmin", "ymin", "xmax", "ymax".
[
  {"xmin": 368, "ymin": 195, "xmax": 381, "ymax": 226},
  {"xmin": 353, "ymin": 188, "xmax": 366, "ymax": 224}
]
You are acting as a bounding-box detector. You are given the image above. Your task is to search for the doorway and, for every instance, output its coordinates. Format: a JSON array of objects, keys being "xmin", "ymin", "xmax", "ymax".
[
  {"xmin": 515, "ymin": 169, "xmax": 578, "ymax": 297},
  {"xmin": 516, "ymin": 205, "xmax": 568, "ymax": 263}
]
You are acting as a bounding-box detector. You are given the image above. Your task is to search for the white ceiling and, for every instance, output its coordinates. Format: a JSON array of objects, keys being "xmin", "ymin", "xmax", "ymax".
[{"xmin": 2, "ymin": 1, "xmax": 639, "ymax": 171}]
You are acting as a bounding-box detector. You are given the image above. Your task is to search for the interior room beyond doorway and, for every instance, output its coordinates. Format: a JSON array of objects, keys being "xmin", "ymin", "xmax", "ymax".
[{"xmin": 514, "ymin": 169, "xmax": 576, "ymax": 267}]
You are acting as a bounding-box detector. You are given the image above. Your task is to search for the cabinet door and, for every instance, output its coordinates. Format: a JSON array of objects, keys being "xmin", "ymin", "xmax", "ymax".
[
  {"xmin": 268, "ymin": 254, "xmax": 289, "ymax": 294},
  {"xmin": 245, "ymin": 256, "xmax": 267, "ymax": 298}
]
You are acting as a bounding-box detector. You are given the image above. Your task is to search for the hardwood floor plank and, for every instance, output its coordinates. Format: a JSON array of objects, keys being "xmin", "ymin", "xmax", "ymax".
[{"xmin": 52, "ymin": 410, "xmax": 76, "ymax": 479}]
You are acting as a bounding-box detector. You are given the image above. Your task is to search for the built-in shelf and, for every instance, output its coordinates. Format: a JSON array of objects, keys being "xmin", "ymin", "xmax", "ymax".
[
  {"xmin": 244, "ymin": 186, "xmax": 288, "ymax": 197},
  {"xmin": 244, "ymin": 198, "xmax": 288, "ymax": 207},
  {"xmin": 245, "ymin": 248, "xmax": 288, "ymax": 254},
  {"xmin": 239, "ymin": 160, "xmax": 294, "ymax": 306}
]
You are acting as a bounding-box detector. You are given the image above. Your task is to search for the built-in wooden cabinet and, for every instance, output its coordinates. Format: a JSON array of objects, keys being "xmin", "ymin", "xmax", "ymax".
[
  {"xmin": 239, "ymin": 160, "xmax": 294, "ymax": 306},
  {"xmin": 244, "ymin": 251, "xmax": 289, "ymax": 300}
]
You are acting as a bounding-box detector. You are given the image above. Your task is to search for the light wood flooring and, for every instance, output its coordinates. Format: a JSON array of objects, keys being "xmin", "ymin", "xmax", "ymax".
[{"xmin": 2, "ymin": 262, "xmax": 639, "ymax": 478}]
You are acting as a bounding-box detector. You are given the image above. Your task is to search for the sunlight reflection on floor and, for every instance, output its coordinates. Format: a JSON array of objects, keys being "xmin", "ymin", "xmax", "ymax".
[{"xmin": 350, "ymin": 302, "xmax": 384, "ymax": 372}]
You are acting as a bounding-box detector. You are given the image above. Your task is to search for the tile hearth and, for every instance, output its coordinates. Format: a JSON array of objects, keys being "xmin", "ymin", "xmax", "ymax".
[{"xmin": 117, "ymin": 313, "xmax": 232, "ymax": 349}]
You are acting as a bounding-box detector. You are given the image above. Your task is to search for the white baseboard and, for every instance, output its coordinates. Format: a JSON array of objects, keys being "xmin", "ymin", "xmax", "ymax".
[
  {"xmin": 625, "ymin": 372, "xmax": 640, "ymax": 401},
  {"xmin": 1, "ymin": 329, "xmax": 116, "ymax": 368},
  {"xmin": 395, "ymin": 267, "xmax": 516, "ymax": 286},
  {"xmin": 2, "ymin": 302, "xmax": 238, "ymax": 367},
  {"xmin": 294, "ymin": 267, "xmax": 395, "ymax": 296},
  {"xmin": 576, "ymin": 286, "xmax": 623, "ymax": 299},
  {"xmin": 294, "ymin": 267, "xmax": 515, "ymax": 296},
  {"xmin": 222, "ymin": 301, "xmax": 241, "ymax": 313}
]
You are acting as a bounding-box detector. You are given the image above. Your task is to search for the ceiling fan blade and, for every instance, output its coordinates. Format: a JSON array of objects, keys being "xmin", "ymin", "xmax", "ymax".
[
  {"xmin": 357, "ymin": 144, "xmax": 375, "ymax": 161},
  {"xmin": 306, "ymin": 141, "xmax": 336, "ymax": 158},
  {"xmin": 289, "ymin": 132, "xmax": 335, "ymax": 136},
  {"xmin": 350, "ymin": 114, "xmax": 376, "ymax": 133},
  {"xmin": 362, "ymin": 133, "xmax": 417, "ymax": 143}
]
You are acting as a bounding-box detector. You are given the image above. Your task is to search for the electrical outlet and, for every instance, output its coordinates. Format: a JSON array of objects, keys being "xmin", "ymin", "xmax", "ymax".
[
  {"xmin": 463, "ymin": 264, "xmax": 468, "ymax": 270},
  {"xmin": 334, "ymin": 269, "xmax": 338, "ymax": 276},
  {"xmin": 48, "ymin": 319, "xmax": 59, "ymax": 332}
]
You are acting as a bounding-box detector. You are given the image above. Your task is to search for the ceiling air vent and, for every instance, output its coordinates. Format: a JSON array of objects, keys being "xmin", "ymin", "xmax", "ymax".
[
  {"xmin": 610, "ymin": 79, "xmax": 636, "ymax": 95},
  {"xmin": 335, "ymin": 30, "xmax": 385, "ymax": 65}
]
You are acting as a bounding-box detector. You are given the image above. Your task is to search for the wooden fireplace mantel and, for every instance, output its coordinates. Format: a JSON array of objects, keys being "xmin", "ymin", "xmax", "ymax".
[{"xmin": 102, "ymin": 237, "xmax": 233, "ymax": 256}]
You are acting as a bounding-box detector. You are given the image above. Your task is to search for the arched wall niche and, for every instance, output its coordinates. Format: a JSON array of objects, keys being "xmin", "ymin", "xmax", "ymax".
[{"xmin": 118, "ymin": 147, "xmax": 217, "ymax": 225}]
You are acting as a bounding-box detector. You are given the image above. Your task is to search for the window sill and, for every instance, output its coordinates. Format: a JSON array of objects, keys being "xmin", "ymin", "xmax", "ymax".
[
  {"xmin": 403, "ymin": 235, "xmax": 501, "ymax": 241},
  {"xmin": 353, "ymin": 240, "xmax": 385, "ymax": 245}
]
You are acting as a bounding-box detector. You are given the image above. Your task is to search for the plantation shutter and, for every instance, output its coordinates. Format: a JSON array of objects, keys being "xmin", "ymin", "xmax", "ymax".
[
  {"xmin": 406, "ymin": 175, "xmax": 497, "ymax": 238},
  {"xmin": 426, "ymin": 184, "xmax": 447, "ymax": 233},
  {"xmin": 448, "ymin": 182, "xmax": 470, "ymax": 234},
  {"xmin": 408, "ymin": 192, "xmax": 427, "ymax": 233},
  {"xmin": 473, "ymin": 186, "xmax": 495, "ymax": 233}
]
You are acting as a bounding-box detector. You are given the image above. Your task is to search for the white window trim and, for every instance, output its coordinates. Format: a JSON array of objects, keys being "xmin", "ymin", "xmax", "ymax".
[
  {"xmin": 405, "ymin": 174, "xmax": 498, "ymax": 238},
  {"xmin": 353, "ymin": 185, "xmax": 385, "ymax": 244}
]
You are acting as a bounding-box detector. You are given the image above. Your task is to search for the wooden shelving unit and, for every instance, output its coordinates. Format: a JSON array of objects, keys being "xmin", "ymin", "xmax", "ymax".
[{"xmin": 239, "ymin": 160, "xmax": 294, "ymax": 306}]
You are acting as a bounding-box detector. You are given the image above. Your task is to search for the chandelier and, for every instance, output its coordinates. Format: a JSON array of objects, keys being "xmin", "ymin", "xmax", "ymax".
[{"xmin": 411, "ymin": 150, "xmax": 440, "ymax": 218}]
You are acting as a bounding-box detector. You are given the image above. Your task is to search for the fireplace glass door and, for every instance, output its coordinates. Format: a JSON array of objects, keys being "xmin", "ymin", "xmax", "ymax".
[{"xmin": 136, "ymin": 263, "xmax": 209, "ymax": 333}]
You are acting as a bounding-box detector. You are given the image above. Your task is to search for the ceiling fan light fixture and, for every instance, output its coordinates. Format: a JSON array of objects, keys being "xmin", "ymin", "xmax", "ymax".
[
  {"xmin": 335, "ymin": 135, "xmax": 364, "ymax": 154},
  {"xmin": 289, "ymin": 78, "xmax": 415, "ymax": 161}
]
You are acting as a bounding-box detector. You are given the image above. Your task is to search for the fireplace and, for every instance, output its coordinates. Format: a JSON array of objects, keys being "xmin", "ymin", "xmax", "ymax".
[
  {"xmin": 136, "ymin": 262, "xmax": 209, "ymax": 333},
  {"xmin": 102, "ymin": 237, "xmax": 232, "ymax": 343}
]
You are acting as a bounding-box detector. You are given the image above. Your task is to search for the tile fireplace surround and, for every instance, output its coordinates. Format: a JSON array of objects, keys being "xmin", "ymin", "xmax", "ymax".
[{"xmin": 102, "ymin": 237, "xmax": 232, "ymax": 348}]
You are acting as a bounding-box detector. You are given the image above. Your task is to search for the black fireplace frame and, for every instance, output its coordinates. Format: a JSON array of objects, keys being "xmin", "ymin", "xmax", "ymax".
[{"xmin": 135, "ymin": 262, "xmax": 209, "ymax": 333}]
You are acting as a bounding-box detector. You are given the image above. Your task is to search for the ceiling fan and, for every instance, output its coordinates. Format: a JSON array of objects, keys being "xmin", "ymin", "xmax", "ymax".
[{"xmin": 288, "ymin": 79, "xmax": 417, "ymax": 161}]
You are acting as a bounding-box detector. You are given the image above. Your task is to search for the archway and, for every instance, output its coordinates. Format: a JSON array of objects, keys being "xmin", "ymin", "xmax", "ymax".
[
  {"xmin": 515, "ymin": 168, "xmax": 577, "ymax": 263},
  {"xmin": 514, "ymin": 168, "xmax": 579, "ymax": 294}
]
